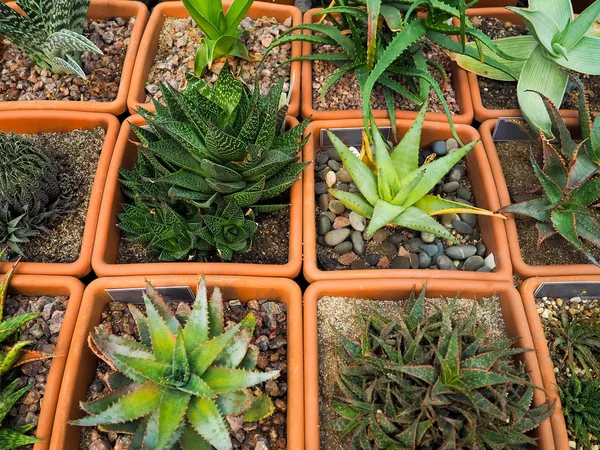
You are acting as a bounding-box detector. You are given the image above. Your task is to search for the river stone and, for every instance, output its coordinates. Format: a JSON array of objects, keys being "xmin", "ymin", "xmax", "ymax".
[
  {"xmin": 325, "ymin": 170, "xmax": 337, "ymax": 188},
  {"xmin": 372, "ymin": 229, "xmax": 391, "ymax": 242},
  {"xmin": 443, "ymin": 181, "xmax": 460, "ymax": 193},
  {"xmin": 445, "ymin": 245, "xmax": 477, "ymax": 260},
  {"xmin": 323, "ymin": 211, "xmax": 336, "ymax": 222},
  {"xmin": 476, "ymin": 242, "xmax": 486, "ymax": 257},
  {"xmin": 464, "ymin": 255, "xmax": 485, "ymax": 271},
  {"xmin": 452, "ymin": 219, "xmax": 474, "ymax": 235},
  {"xmin": 391, "ymin": 256, "xmax": 411, "ymax": 269},
  {"xmin": 448, "ymin": 166, "xmax": 465, "ymax": 182},
  {"xmin": 317, "ymin": 236, "xmax": 326, "ymax": 246},
  {"xmin": 419, "ymin": 251, "xmax": 432, "ymax": 268},
  {"xmin": 460, "ymin": 213, "xmax": 477, "ymax": 227},
  {"xmin": 437, "ymin": 255, "xmax": 456, "ymax": 270},
  {"xmin": 380, "ymin": 241, "xmax": 397, "ymax": 256},
  {"xmin": 477, "ymin": 266, "xmax": 492, "ymax": 272},
  {"xmin": 365, "ymin": 254, "xmax": 380, "ymax": 266},
  {"xmin": 376, "ymin": 256, "xmax": 391, "ymax": 269},
  {"xmin": 337, "ymin": 168, "xmax": 352, "ymax": 183},
  {"xmin": 333, "ymin": 241, "xmax": 353, "ymax": 255},
  {"xmin": 336, "ymin": 183, "xmax": 349, "ymax": 192},
  {"xmin": 410, "ymin": 253, "xmax": 419, "ymax": 269},
  {"xmin": 349, "ymin": 184, "xmax": 360, "ymax": 193},
  {"xmin": 406, "ymin": 237, "xmax": 424, "ymax": 252},
  {"xmin": 328, "ymin": 160, "xmax": 341, "ymax": 171},
  {"xmin": 329, "ymin": 200, "xmax": 345, "ymax": 214},
  {"xmin": 389, "ymin": 232, "xmax": 404, "ymax": 245},
  {"xmin": 420, "ymin": 244, "xmax": 438, "ymax": 258},
  {"xmin": 434, "ymin": 240, "xmax": 445, "ymax": 263},
  {"xmin": 432, "ymin": 140, "xmax": 446, "ymax": 156},
  {"xmin": 324, "ymin": 229, "xmax": 351, "ymax": 246},
  {"xmin": 456, "ymin": 187, "xmax": 472, "ymax": 201},
  {"xmin": 442, "ymin": 213, "xmax": 459, "ymax": 228},
  {"xmin": 315, "ymin": 182, "xmax": 327, "ymax": 195},
  {"xmin": 338, "ymin": 252, "xmax": 357, "ymax": 266},
  {"xmin": 446, "ymin": 138, "xmax": 459, "ymax": 151},
  {"xmin": 317, "ymin": 215, "xmax": 331, "ymax": 235},
  {"xmin": 333, "ymin": 216, "xmax": 350, "ymax": 229},
  {"xmin": 421, "ymin": 231, "xmax": 435, "ymax": 243},
  {"xmin": 349, "ymin": 211, "xmax": 366, "ymax": 231},
  {"xmin": 316, "ymin": 153, "xmax": 329, "ymax": 165},
  {"xmin": 318, "ymin": 167, "xmax": 331, "ymax": 181},
  {"xmin": 351, "ymin": 259, "xmax": 369, "ymax": 270},
  {"xmin": 351, "ymin": 231, "xmax": 365, "ymax": 256},
  {"xmin": 326, "ymin": 148, "xmax": 341, "ymax": 161},
  {"xmin": 318, "ymin": 194, "xmax": 329, "ymax": 212}
]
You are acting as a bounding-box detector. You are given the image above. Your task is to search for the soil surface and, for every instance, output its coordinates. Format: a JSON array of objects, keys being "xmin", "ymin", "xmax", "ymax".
[
  {"xmin": 79, "ymin": 297, "xmax": 288, "ymax": 449},
  {"xmin": 4, "ymin": 294, "xmax": 69, "ymax": 450},
  {"xmin": 315, "ymin": 140, "xmax": 495, "ymax": 272},
  {"xmin": 495, "ymin": 140, "xmax": 600, "ymax": 266},
  {"xmin": 144, "ymin": 16, "xmax": 293, "ymax": 104},
  {"xmin": 317, "ymin": 294, "xmax": 506, "ymax": 450},
  {"xmin": 535, "ymin": 294, "xmax": 600, "ymax": 449},
  {"xmin": 312, "ymin": 41, "xmax": 459, "ymax": 114},
  {"xmin": 4, "ymin": 128, "xmax": 105, "ymax": 264},
  {"xmin": 117, "ymin": 207, "xmax": 290, "ymax": 265},
  {"xmin": 472, "ymin": 16, "xmax": 600, "ymax": 112},
  {"xmin": 0, "ymin": 18, "xmax": 134, "ymax": 103}
]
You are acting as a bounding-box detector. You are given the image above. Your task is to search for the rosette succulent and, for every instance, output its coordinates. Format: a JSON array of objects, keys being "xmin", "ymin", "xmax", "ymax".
[
  {"xmin": 559, "ymin": 375, "xmax": 600, "ymax": 447},
  {"xmin": 0, "ymin": 0, "xmax": 102, "ymax": 78},
  {"xmin": 331, "ymin": 286, "xmax": 554, "ymax": 448},
  {"xmin": 73, "ymin": 276, "xmax": 279, "ymax": 450}
]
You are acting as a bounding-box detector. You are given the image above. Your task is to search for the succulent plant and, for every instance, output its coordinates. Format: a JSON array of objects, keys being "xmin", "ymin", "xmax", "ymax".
[
  {"xmin": 0, "ymin": 133, "xmax": 72, "ymax": 256},
  {"xmin": 0, "ymin": 0, "xmax": 102, "ymax": 78},
  {"xmin": 0, "ymin": 380, "xmax": 42, "ymax": 449},
  {"xmin": 118, "ymin": 67, "xmax": 309, "ymax": 261},
  {"xmin": 331, "ymin": 286, "xmax": 554, "ymax": 449},
  {"xmin": 499, "ymin": 80, "xmax": 600, "ymax": 266},
  {"xmin": 73, "ymin": 276, "xmax": 280, "ymax": 450},
  {"xmin": 451, "ymin": 0, "xmax": 600, "ymax": 136},
  {"xmin": 559, "ymin": 375, "xmax": 600, "ymax": 447},
  {"xmin": 326, "ymin": 103, "xmax": 504, "ymax": 241}
]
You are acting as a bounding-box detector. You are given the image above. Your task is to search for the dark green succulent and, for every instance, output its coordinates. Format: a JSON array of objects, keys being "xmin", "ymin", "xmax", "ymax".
[
  {"xmin": 331, "ymin": 286, "xmax": 554, "ymax": 449},
  {"xmin": 118, "ymin": 67, "xmax": 309, "ymax": 261},
  {"xmin": 0, "ymin": 133, "xmax": 72, "ymax": 256},
  {"xmin": 559, "ymin": 375, "xmax": 600, "ymax": 448},
  {"xmin": 499, "ymin": 77, "xmax": 600, "ymax": 266}
]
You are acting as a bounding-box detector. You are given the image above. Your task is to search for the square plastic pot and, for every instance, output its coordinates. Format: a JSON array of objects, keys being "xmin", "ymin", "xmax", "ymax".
[
  {"xmin": 300, "ymin": 8, "xmax": 474, "ymax": 124},
  {"xmin": 302, "ymin": 118, "xmax": 512, "ymax": 282},
  {"xmin": 0, "ymin": 111, "xmax": 120, "ymax": 277},
  {"xmin": 304, "ymin": 278, "xmax": 555, "ymax": 450},
  {"xmin": 127, "ymin": 1, "xmax": 302, "ymax": 116},
  {"xmin": 3, "ymin": 274, "xmax": 85, "ymax": 450},
  {"xmin": 479, "ymin": 119, "xmax": 600, "ymax": 278},
  {"xmin": 50, "ymin": 275, "xmax": 304, "ymax": 450},
  {"xmin": 0, "ymin": 0, "xmax": 149, "ymax": 115},
  {"xmin": 92, "ymin": 115, "xmax": 303, "ymax": 277}
]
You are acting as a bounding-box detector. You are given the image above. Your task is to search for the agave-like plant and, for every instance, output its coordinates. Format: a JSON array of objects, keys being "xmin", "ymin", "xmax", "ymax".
[
  {"xmin": 559, "ymin": 375, "xmax": 600, "ymax": 447},
  {"xmin": 331, "ymin": 286, "xmax": 554, "ymax": 448},
  {"xmin": 73, "ymin": 276, "xmax": 279, "ymax": 450},
  {"xmin": 451, "ymin": 0, "xmax": 600, "ymax": 136},
  {"xmin": 0, "ymin": 0, "xmax": 103, "ymax": 78},
  {"xmin": 499, "ymin": 80, "xmax": 600, "ymax": 266},
  {"xmin": 327, "ymin": 103, "xmax": 504, "ymax": 240}
]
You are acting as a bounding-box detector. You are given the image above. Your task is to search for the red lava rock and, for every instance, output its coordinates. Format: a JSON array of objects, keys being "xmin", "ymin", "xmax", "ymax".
[
  {"xmin": 338, "ymin": 251, "xmax": 357, "ymax": 266},
  {"xmin": 333, "ymin": 216, "xmax": 351, "ymax": 229},
  {"xmin": 376, "ymin": 256, "xmax": 390, "ymax": 269}
]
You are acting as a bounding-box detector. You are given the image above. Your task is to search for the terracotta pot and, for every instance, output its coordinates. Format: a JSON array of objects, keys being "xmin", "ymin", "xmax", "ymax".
[
  {"xmin": 50, "ymin": 275, "xmax": 303, "ymax": 450},
  {"xmin": 300, "ymin": 8, "xmax": 474, "ymax": 123},
  {"xmin": 127, "ymin": 1, "xmax": 302, "ymax": 116},
  {"xmin": 92, "ymin": 114, "xmax": 303, "ymax": 277},
  {"xmin": 479, "ymin": 119, "xmax": 600, "ymax": 278},
  {"xmin": 0, "ymin": 111, "xmax": 120, "ymax": 277},
  {"xmin": 518, "ymin": 276, "xmax": 600, "ymax": 450},
  {"xmin": 461, "ymin": 8, "xmax": 580, "ymax": 123},
  {"xmin": 3, "ymin": 274, "xmax": 85, "ymax": 450},
  {"xmin": 303, "ymin": 118, "xmax": 512, "ymax": 282},
  {"xmin": 0, "ymin": 0, "xmax": 149, "ymax": 115},
  {"xmin": 304, "ymin": 279, "xmax": 555, "ymax": 450}
]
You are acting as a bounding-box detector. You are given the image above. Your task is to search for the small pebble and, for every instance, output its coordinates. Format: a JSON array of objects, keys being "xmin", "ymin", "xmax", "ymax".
[
  {"xmin": 337, "ymin": 168, "xmax": 352, "ymax": 183},
  {"xmin": 350, "ymin": 259, "xmax": 368, "ymax": 270},
  {"xmin": 328, "ymin": 200, "xmax": 345, "ymax": 214},
  {"xmin": 351, "ymin": 231, "xmax": 365, "ymax": 256},
  {"xmin": 421, "ymin": 231, "xmax": 435, "ymax": 243},
  {"xmin": 328, "ymin": 160, "xmax": 340, "ymax": 171},
  {"xmin": 419, "ymin": 251, "xmax": 432, "ymax": 268},
  {"xmin": 333, "ymin": 216, "xmax": 350, "ymax": 229},
  {"xmin": 315, "ymin": 182, "xmax": 327, "ymax": 195},
  {"xmin": 445, "ymin": 138, "xmax": 458, "ymax": 151},
  {"xmin": 380, "ymin": 241, "xmax": 397, "ymax": 257},
  {"xmin": 437, "ymin": 255, "xmax": 456, "ymax": 270},
  {"xmin": 463, "ymin": 255, "xmax": 485, "ymax": 271},
  {"xmin": 317, "ymin": 215, "xmax": 331, "ymax": 235},
  {"xmin": 365, "ymin": 254, "xmax": 380, "ymax": 266},
  {"xmin": 445, "ymin": 245, "xmax": 477, "ymax": 260},
  {"xmin": 333, "ymin": 241, "xmax": 353, "ymax": 255},
  {"xmin": 443, "ymin": 181, "xmax": 460, "ymax": 193},
  {"xmin": 326, "ymin": 148, "xmax": 341, "ymax": 162},
  {"xmin": 324, "ymin": 229, "xmax": 351, "ymax": 246},
  {"xmin": 432, "ymin": 140, "xmax": 446, "ymax": 156},
  {"xmin": 349, "ymin": 211, "xmax": 366, "ymax": 232},
  {"xmin": 452, "ymin": 219, "xmax": 474, "ymax": 235},
  {"xmin": 391, "ymin": 256, "xmax": 411, "ymax": 269},
  {"xmin": 406, "ymin": 237, "xmax": 424, "ymax": 252},
  {"xmin": 338, "ymin": 252, "xmax": 357, "ymax": 266},
  {"xmin": 318, "ymin": 194, "xmax": 329, "ymax": 212},
  {"xmin": 372, "ymin": 229, "xmax": 391, "ymax": 242},
  {"xmin": 476, "ymin": 242, "xmax": 486, "ymax": 257},
  {"xmin": 456, "ymin": 187, "xmax": 472, "ymax": 201},
  {"xmin": 409, "ymin": 253, "xmax": 419, "ymax": 269},
  {"xmin": 325, "ymin": 171, "xmax": 337, "ymax": 188}
]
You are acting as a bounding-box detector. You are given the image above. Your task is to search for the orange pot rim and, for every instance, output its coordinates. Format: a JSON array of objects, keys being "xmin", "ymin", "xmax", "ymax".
[
  {"xmin": 300, "ymin": 8, "xmax": 474, "ymax": 124},
  {"xmin": 50, "ymin": 275, "xmax": 304, "ymax": 450},
  {"xmin": 1, "ymin": 0, "xmax": 149, "ymax": 115},
  {"xmin": 479, "ymin": 119, "xmax": 600, "ymax": 278},
  {"xmin": 0, "ymin": 110, "xmax": 120, "ymax": 277},
  {"xmin": 91, "ymin": 114, "xmax": 303, "ymax": 278},
  {"xmin": 4, "ymin": 274, "xmax": 85, "ymax": 450},
  {"xmin": 127, "ymin": 1, "xmax": 302, "ymax": 116},
  {"xmin": 302, "ymin": 118, "xmax": 513, "ymax": 282},
  {"xmin": 304, "ymin": 278, "xmax": 554, "ymax": 450},
  {"xmin": 462, "ymin": 8, "xmax": 580, "ymax": 123},
  {"xmin": 518, "ymin": 275, "xmax": 600, "ymax": 450}
]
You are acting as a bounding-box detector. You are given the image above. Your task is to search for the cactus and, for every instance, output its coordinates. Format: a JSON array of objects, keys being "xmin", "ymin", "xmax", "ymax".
[{"xmin": 73, "ymin": 276, "xmax": 279, "ymax": 450}]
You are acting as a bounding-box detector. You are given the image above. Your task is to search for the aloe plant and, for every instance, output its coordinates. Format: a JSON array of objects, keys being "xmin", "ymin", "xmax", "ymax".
[
  {"xmin": 499, "ymin": 80, "xmax": 600, "ymax": 266},
  {"xmin": 326, "ymin": 103, "xmax": 504, "ymax": 241},
  {"xmin": 73, "ymin": 276, "xmax": 279, "ymax": 450},
  {"xmin": 451, "ymin": 0, "xmax": 600, "ymax": 136},
  {"xmin": 182, "ymin": 0, "xmax": 255, "ymax": 76},
  {"xmin": 559, "ymin": 375, "xmax": 600, "ymax": 448},
  {"xmin": 0, "ymin": 0, "xmax": 103, "ymax": 78},
  {"xmin": 331, "ymin": 286, "xmax": 554, "ymax": 448}
]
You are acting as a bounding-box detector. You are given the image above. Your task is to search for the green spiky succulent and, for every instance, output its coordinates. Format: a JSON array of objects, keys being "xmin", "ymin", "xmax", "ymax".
[
  {"xmin": 0, "ymin": 0, "xmax": 102, "ymax": 78},
  {"xmin": 118, "ymin": 67, "xmax": 309, "ymax": 261},
  {"xmin": 326, "ymin": 103, "xmax": 504, "ymax": 241},
  {"xmin": 331, "ymin": 286, "xmax": 554, "ymax": 449},
  {"xmin": 559, "ymin": 375, "xmax": 600, "ymax": 448},
  {"xmin": 0, "ymin": 133, "xmax": 72, "ymax": 256},
  {"xmin": 73, "ymin": 276, "xmax": 279, "ymax": 450},
  {"xmin": 499, "ymin": 78, "xmax": 600, "ymax": 266}
]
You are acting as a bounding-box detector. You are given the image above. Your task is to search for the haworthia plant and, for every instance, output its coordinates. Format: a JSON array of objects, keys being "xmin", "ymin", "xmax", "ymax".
[
  {"xmin": 73, "ymin": 276, "xmax": 279, "ymax": 450},
  {"xmin": 331, "ymin": 286, "xmax": 554, "ymax": 448},
  {"xmin": 327, "ymin": 102, "xmax": 504, "ymax": 241},
  {"xmin": 559, "ymin": 375, "xmax": 600, "ymax": 448},
  {"xmin": 451, "ymin": 0, "xmax": 600, "ymax": 136},
  {"xmin": 0, "ymin": 0, "xmax": 103, "ymax": 78}
]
